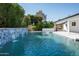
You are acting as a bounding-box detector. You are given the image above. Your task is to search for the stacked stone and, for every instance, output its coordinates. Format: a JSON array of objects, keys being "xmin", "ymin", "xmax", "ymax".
[{"xmin": 0, "ymin": 28, "xmax": 28, "ymax": 46}]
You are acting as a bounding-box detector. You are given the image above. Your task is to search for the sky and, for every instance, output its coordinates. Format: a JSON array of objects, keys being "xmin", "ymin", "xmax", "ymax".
[{"xmin": 19, "ymin": 3, "xmax": 79, "ymax": 21}]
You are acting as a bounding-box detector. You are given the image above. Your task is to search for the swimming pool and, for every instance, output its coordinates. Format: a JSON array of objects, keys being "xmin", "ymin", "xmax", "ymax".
[{"xmin": 0, "ymin": 32, "xmax": 79, "ymax": 56}]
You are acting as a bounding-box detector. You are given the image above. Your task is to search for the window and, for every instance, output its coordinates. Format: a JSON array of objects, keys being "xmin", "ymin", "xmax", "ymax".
[{"xmin": 72, "ymin": 22, "xmax": 76, "ymax": 26}]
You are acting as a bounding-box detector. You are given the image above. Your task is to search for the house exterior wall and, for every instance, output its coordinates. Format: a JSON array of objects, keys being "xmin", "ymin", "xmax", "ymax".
[
  {"xmin": 55, "ymin": 15, "xmax": 79, "ymax": 33},
  {"xmin": 62, "ymin": 15, "xmax": 79, "ymax": 33},
  {"xmin": 55, "ymin": 20, "xmax": 69, "ymax": 31},
  {"xmin": 63, "ymin": 22, "xmax": 68, "ymax": 31},
  {"xmin": 62, "ymin": 21, "xmax": 70, "ymax": 32},
  {"xmin": 68, "ymin": 15, "xmax": 79, "ymax": 33},
  {"xmin": 55, "ymin": 19, "xmax": 68, "ymax": 31}
]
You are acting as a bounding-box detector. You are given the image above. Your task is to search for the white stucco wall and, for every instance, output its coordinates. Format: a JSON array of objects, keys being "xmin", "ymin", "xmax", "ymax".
[
  {"xmin": 63, "ymin": 22, "xmax": 68, "ymax": 31},
  {"xmin": 56, "ymin": 15, "xmax": 79, "ymax": 33},
  {"xmin": 68, "ymin": 15, "xmax": 79, "ymax": 33}
]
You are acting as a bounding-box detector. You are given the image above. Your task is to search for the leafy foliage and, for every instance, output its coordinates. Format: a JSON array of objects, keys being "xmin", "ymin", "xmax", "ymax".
[
  {"xmin": 22, "ymin": 15, "xmax": 43, "ymax": 27},
  {"xmin": 22, "ymin": 14, "xmax": 54, "ymax": 31},
  {"xmin": 0, "ymin": 3, "xmax": 54, "ymax": 30},
  {"xmin": 42, "ymin": 21, "xmax": 54, "ymax": 28},
  {"xmin": 0, "ymin": 3, "xmax": 24, "ymax": 27}
]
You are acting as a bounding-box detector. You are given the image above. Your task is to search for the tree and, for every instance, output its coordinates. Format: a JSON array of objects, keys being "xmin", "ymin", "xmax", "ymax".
[
  {"xmin": 21, "ymin": 15, "xmax": 31, "ymax": 27},
  {"xmin": 22, "ymin": 15, "xmax": 43, "ymax": 27},
  {"xmin": 35, "ymin": 16, "xmax": 43, "ymax": 23},
  {"xmin": 0, "ymin": 3, "xmax": 24, "ymax": 27},
  {"xmin": 34, "ymin": 22, "xmax": 43, "ymax": 31},
  {"xmin": 42, "ymin": 21, "xmax": 54, "ymax": 28}
]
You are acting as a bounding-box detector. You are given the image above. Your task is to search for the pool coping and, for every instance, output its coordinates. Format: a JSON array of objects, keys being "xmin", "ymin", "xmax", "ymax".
[{"xmin": 53, "ymin": 31, "xmax": 79, "ymax": 40}]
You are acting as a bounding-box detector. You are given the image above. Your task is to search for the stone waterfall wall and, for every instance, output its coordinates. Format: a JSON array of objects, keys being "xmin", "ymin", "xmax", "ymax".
[{"xmin": 0, "ymin": 28, "xmax": 28, "ymax": 46}]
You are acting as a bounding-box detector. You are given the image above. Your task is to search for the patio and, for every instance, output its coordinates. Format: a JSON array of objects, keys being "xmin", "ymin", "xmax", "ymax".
[{"xmin": 53, "ymin": 31, "xmax": 79, "ymax": 40}]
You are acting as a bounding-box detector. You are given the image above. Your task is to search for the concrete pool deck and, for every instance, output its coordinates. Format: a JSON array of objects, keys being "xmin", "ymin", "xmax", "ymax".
[{"xmin": 53, "ymin": 31, "xmax": 79, "ymax": 40}]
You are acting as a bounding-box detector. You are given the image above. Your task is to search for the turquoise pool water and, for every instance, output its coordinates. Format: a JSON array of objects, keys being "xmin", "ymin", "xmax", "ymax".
[{"xmin": 0, "ymin": 32, "xmax": 79, "ymax": 56}]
